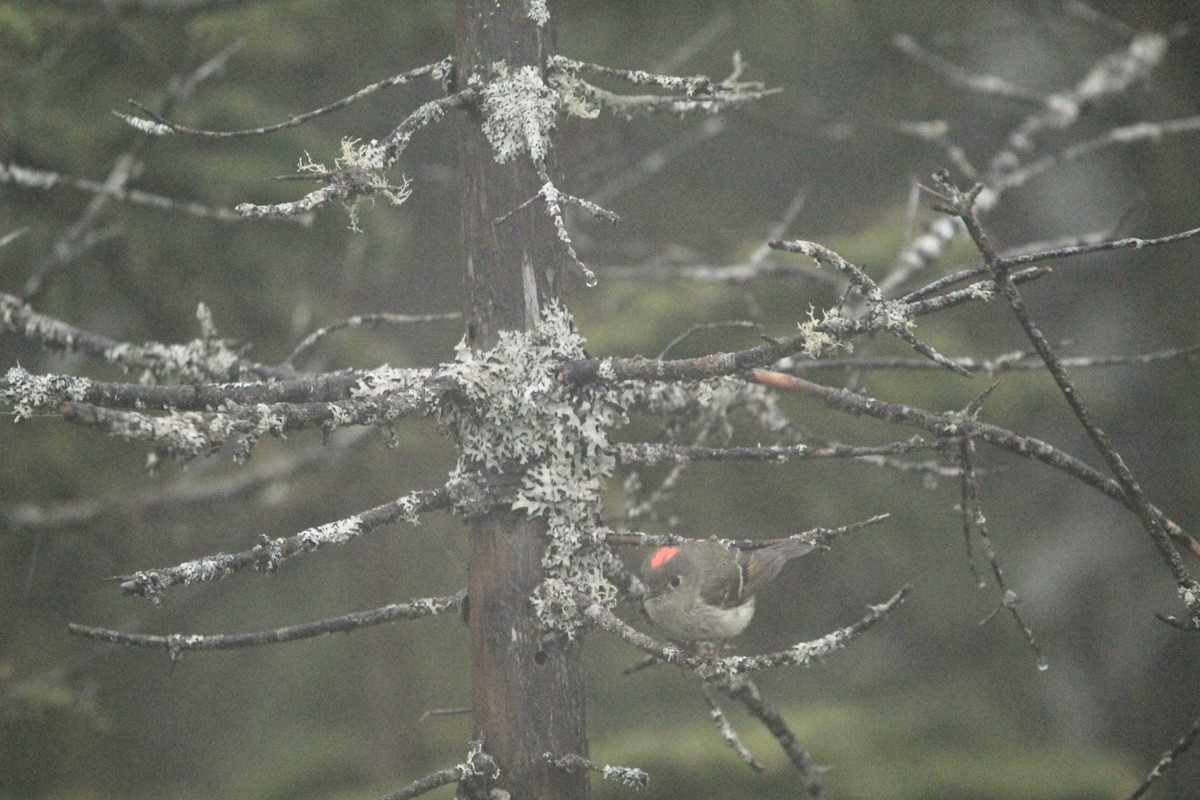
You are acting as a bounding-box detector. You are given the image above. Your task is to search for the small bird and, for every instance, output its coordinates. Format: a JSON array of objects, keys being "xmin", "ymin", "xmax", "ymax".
[{"xmin": 640, "ymin": 539, "xmax": 815, "ymax": 643}]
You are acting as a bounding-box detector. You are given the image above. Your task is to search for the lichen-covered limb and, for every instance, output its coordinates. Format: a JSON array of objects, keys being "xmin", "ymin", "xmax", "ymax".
[
  {"xmin": 0, "ymin": 366, "xmax": 415, "ymax": 416},
  {"xmin": 561, "ymin": 260, "xmax": 1051, "ymax": 385},
  {"xmin": 696, "ymin": 680, "xmax": 763, "ymax": 771},
  {"xmin": 543, "ymin": 752, "xmax": 649, "ymax": 791},
  {"xmin": 565, "ymin": 80, "xmax": 781, "ymax": 118},
  {"xmin": 550, "ymin": 56, "xmax": 718, "ymax": 94},
  {"xmin": 2, "ymin": 364, "xmax": 443, "ymax": 461},
  {"xmin": 0, "ymin": 295, "xmax": 296, "ymax": 381},
  {"xmin": 534, "ymin": 179, "xmax": 610, "ymax": 286},
  {"xmin": 379, "ymin": 741, "xmax": 499, "ymax": 800},
  {"xmin": 114, "ymin": 487, "xmax": 451, "ymax": 599},
  {"xmin": 547, "ymin": 53, "xmax": 780, "ymax": 119},
  {"xmin": 235, "ymin": 183, "xmax": 343, "ymax": 221},
  {"xmin": 379, "ymin": 89, "xmax": 477, "ymax": 169},
  {"xmin": 236, "ymin": 90, "xmax": 472, "ymax": 225},
  {"xmin": 55, "ymin": 389, "xmax": 439, "ymax": 463},
  {"xmin": 770, "ymin": 238, "xmax": 970, "ymax": 375}
]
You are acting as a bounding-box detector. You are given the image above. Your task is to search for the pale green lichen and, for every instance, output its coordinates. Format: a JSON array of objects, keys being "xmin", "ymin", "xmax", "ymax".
[
  {"xmin": 797, "ymin": 306, "xmax": 853, "ymax": 359},
  {"xmin": 298, "ymin": 137, "xmax": 412, "ymax": 231},
  {"xmin": 553, "ymin": 73, "xmax": 601, "ymax": 119}
]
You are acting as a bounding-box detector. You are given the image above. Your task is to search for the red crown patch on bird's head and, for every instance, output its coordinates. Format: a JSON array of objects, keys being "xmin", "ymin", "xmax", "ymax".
[{"xmin": 648, "ymin": 546, "xmax": 681, "ymax": 570}]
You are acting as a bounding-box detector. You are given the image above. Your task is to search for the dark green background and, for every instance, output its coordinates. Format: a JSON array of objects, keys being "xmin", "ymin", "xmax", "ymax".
[{"xmin": 3, "ymin": 2, "xmax": 1200, "ymax": 798}]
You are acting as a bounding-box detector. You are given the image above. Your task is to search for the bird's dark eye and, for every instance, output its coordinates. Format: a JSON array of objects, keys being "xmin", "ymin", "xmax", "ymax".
[{"xmin": 669, "ymin": 575, "xmax": 682, "ymax": 589}]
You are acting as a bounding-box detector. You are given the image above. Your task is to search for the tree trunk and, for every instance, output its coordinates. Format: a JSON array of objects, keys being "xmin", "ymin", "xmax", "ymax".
[{"xmin": 457, "ymin": 2, "xmax": 589, "ymax": 799}]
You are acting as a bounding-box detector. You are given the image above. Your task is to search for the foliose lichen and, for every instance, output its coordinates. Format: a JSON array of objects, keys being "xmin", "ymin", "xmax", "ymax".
[
  {"xmin": 479, "ymin": 63, "xmax": 557, "ymax": 165},
  {"xmin": 438, "ymin": 301, "xmax": 625, "ymax": 633}
]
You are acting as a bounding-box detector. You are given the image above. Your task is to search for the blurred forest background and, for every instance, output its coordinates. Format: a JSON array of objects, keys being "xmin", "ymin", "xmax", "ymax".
[{"xmin": 3, "ymin": 1, "xmax": 1200, "ymax": 798}]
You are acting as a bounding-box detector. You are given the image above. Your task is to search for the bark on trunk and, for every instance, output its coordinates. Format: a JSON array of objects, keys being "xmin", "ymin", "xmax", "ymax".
[{"xmin": 457, "ymin": 2, "xmax": 589, "ymax": 798}]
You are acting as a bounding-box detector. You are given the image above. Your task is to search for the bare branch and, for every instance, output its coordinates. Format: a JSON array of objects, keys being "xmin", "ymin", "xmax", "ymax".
[
  {"xmin": 652, "ymin": 8, "xmax": 732, "ymax": 73},
  {"xmin": 958, "ymin": 438, "xmax": 1047, "ymax": 669},
  {"xmin": 47, "ymin": 0, "xmax": 261, "ymax": 14},
  {"xmin": 589, "ymin": 117, "xmax": 729, "ymax": 207},
  {"xmin": 0, "ymin": 161, "xmax": 300, "ymax": 224},
  {"xmin": 418, "ymin": 707, "xmax": 472, "ymax": 720},
  {"xmin": 0, "ymin": 227, "xmax": 28, "ymax": 248},
  {"xmin": 1128, "ymin": 713, "xmax": 1200, "ymax": 800},
  {"xmin": 68, "ymin": 591, "xmax": 465, "ymax": 658},
  {"xmin": 118, "ymin": 60, "xmax": 449, "ymax": 138},
  {"xmin": 717, "ymin": 674, "xmax": 829, "ymax": 798},
  {"xmin": 995, "ymin": 115, "xmax": 1200, "ymax": 194},
  {"xmin": 996, "ymin": 225, "xmax": 1200, "ymax": 269},
  {"xmin": 5, "ymin": 429, "xmax": 372, "ymax": 533},
  {"xmin": 656, "ymin": 321, "xmax": 762, "ymax": 359},
  {"xmin": 609, "ymin": 187, "xmax": 814, "ymax": 285},
  {"xmin": 599, "ymin": 256, "xmax": 831, "ymax": 286},
  {"xmin": 286, "ymin": 312, "xmax": 462, "ymax": 367},
  {"xmin": 885, "ymin": 28, "xmax": 1182, "ymax": 292},
  {"xmin": 751, "ymin": 369, "xmax": 1193, "ymax": 544},
  {"xmin": 615, "ymin": 438, "xmax": 937, "ymax": 464},
  {"xmin": 785, "ymin": 344, "xmax": 1200, "ymax": 376},
  {"xmin": 893, "ymin": 33, "xmax": 1044, "ymax": 104},
  {"xmin": 934, "ymin": 172, "xmax": 1200, "ymax": 626},
  {"xmin": 697, "ymin": 679, "xmax": 764, "ymax": 771},
  {"xmin": 24, "ymin": 41, "xmax": 245, "ymax": 300}
]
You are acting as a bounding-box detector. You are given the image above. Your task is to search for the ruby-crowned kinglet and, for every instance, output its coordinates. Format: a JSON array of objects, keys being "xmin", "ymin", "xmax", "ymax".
[{"xmin": 640, "ymin": 539, "xmax": 815, "ymax": 642}]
